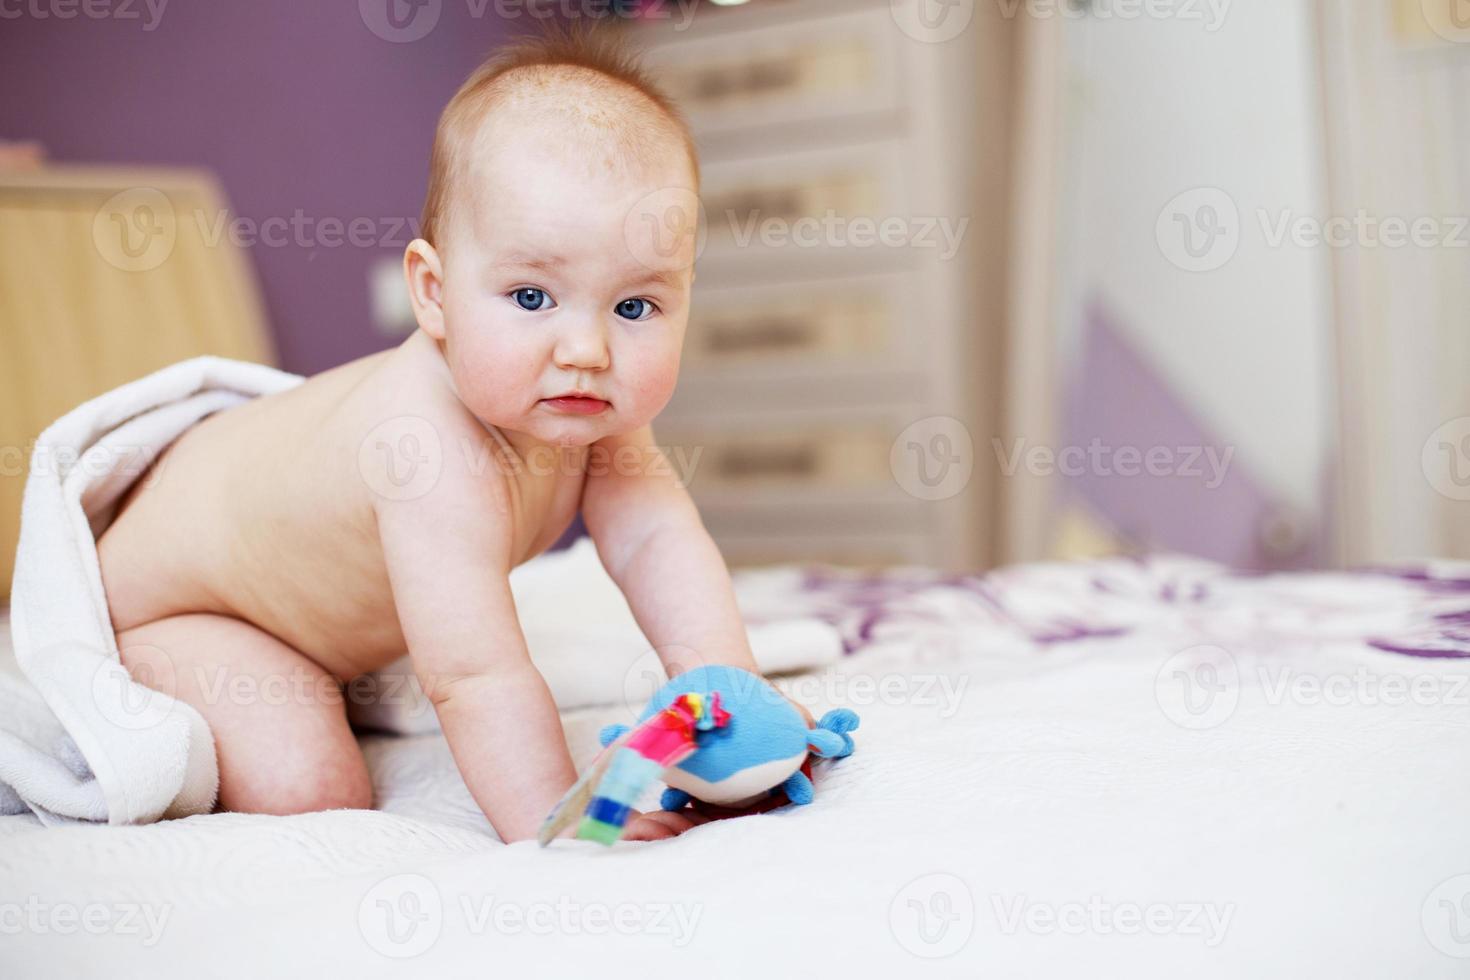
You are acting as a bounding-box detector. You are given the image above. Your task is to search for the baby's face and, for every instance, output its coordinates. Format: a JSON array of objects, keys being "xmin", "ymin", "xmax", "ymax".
[{"xmin": 434, "ymin": 134, "xmax": 697, "ymax": 449}]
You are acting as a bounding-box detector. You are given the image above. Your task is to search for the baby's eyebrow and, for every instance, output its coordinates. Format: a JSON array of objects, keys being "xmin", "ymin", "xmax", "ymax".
[
  {"xmin": 497, "ymin": 250, "xmax": 565, "ymax": 273},
  {"xmin": 624, "ymin": 267, "xmax": 683, "ymax": 291},
  {"xmin": 497, "ymin": 250, "xmax": 683, "ymax": 291}
]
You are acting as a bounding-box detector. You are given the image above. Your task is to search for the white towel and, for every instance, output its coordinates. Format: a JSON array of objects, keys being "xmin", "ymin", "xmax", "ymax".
[
  {"xmin": 0, "ymin": 356, "xmax": 842, "ymax": 826},
  {"xmin": 5, "ymin": 357, "xmax": 303, "ymax": 826}
]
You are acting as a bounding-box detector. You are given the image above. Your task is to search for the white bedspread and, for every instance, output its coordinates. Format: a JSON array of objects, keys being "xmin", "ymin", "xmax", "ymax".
[{"xmin": 4, "ymin": 555, "xmax": 1470, "ymax": 978}]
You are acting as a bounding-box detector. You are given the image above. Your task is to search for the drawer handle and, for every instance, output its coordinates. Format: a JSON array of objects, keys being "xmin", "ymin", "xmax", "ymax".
[
  {"xmin": 745, "ymin": 58, "xmax": 800, "ymax": 96},
  {"xmin": 714, "ymin": 189, "xmax": 804, "ymax": 224},
  {"xmin": 717, "ymin": 445, "xmax": 818, "ymax": 479},
  {"xmin": 689, "ymin": 57, "xmax": 801, "ymax": 103},
  {"xmin": 706, "ymin": 317, "xmax": 816, "ymax": 354}
]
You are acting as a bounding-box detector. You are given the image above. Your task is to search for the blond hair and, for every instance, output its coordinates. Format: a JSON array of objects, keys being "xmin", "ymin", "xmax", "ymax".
[{"xmin": 418, "ymin": 25, "xmax": 699, "ymax": 250}]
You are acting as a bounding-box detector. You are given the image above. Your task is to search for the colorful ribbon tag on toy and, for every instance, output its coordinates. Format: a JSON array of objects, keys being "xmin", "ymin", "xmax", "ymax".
[
  {"xmin": 538, "ymin": 691, "xmax": 732, "ymax": 847},
  {"xmin": 692, "ymin": 691, "xmax": 730, "ymax": 732}
]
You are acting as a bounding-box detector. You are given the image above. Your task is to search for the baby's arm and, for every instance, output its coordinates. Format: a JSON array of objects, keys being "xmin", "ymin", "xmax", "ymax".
[
  {"xmin": 374, "ymin": 450, "xmax": 576, "ymax": 844},
  {"xmin": 581, "ymin": 425, "xmax": 767, "ymax": 683}
]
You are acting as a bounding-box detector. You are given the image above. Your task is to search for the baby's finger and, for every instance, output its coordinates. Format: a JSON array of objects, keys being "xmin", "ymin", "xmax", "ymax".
[
  {"xmin": 620, "ymin": 809, "xmax": 698, "ymax": 841},
  {"xmin": 636, "ymin": 809, "xmax": 699, "ymax": 835}
]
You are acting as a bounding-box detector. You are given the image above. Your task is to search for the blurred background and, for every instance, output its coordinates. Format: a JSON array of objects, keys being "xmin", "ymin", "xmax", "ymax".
[{"xmin": 1, "ymin": 0, "xmax": 1467, "ymax": 596}]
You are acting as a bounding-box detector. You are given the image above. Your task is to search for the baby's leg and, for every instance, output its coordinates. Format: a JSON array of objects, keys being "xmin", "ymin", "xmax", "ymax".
[{"xmin": 114, "ymin": 613, "xmax": 372, "ymax": 815}]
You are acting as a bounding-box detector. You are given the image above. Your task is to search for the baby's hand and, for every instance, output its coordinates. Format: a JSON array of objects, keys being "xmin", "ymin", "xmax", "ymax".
[
  {"xmin": 759, "ymin": 675, "xmax": 813, "ymax": 728},
  {"xmin": 621, "ymin": 808, "xmax": 700, "ymax": 842},
  {"xmin": 623, "ymin": 793, "xmax": 787, "ymax": 841},
  {"xmin": 783, "ymin": 690, "xmax": 815, "ymax": 729}
]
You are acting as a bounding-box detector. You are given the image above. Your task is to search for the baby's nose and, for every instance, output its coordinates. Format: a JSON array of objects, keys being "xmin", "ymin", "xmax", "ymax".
[{"xmin": 552, "ymin": 321, "xmax": 610, "ymax": 372}]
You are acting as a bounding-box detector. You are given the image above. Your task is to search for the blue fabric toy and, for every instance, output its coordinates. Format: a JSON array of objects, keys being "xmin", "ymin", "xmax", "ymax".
[{"xmin": 538, "ymin": 665, "xmax": 860, "ymax": 846}]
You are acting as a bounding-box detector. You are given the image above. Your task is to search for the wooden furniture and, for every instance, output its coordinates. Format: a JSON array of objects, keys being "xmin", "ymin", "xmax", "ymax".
[
  {"xmin": 631, "ymin": 0, "xmax": 1012, "ymax": 570},
  {"xmin": 0, "ymin": 165, "xmax": 276, "ymax": 599}
]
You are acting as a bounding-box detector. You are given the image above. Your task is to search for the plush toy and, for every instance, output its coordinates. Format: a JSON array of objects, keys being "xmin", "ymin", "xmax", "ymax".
[{"xmin": 538, "ymin": 665, "xmax": 860, "ymax": 846}]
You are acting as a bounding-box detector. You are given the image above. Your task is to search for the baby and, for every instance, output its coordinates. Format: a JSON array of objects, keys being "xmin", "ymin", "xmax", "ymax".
[{"xmin": 95, "ymin": 31, "xmax": 805, "ymax": 843}]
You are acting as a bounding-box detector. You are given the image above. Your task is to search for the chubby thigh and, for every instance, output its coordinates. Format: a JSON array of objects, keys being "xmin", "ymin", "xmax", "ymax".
[{"xmin": 114, "ymin": 612, "xmax": 372, "ymax": 815}]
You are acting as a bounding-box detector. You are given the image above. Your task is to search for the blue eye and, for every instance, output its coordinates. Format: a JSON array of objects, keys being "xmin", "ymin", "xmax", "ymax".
[
  {"xmin": 512, "ymin": 287, "xmax": 552, "ymax": 311},
  {"xmin": 615, "ymin": 297, "xmax": 656, "ymax": 321}
]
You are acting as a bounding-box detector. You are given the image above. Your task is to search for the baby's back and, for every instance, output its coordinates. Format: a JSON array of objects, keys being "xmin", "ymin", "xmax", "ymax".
[{"xmin": 98, "ymin": 338, "xmax": 584, "ymax": 680}]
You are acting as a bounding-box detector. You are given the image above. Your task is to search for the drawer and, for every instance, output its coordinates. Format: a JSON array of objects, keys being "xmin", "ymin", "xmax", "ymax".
[
  {"xmin": 655, "ymin": 406, "xmax": 927, "ymax": 508},
  {"xmin": 640, "ymin": 8, "xmax": 906, "ymax": 140},
  {"xmin": 697, "ymin": 140, "xmax": 912, "ymax": 272},
  {"xmin": 681, "ymin": 272, "xmax": 929, "ymax": 376}
]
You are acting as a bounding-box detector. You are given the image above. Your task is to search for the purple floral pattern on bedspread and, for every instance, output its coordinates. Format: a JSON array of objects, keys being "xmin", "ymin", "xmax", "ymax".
[{"xmin": 733, "ymin": 555, "xmax": 1470, "ymax": 660}]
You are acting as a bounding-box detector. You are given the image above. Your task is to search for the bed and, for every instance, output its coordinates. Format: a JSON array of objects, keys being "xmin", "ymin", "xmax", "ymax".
[{"xmin": 4, "ymin": 554, "xmax": 1470, "ymax": 977}]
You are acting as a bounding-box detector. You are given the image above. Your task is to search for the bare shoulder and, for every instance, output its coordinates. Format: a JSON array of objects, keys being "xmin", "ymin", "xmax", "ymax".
[
  {"xmin": 346, "ymin": 340, "xmax": 516, "ymax": 518},
  {"xmin": 349, "ymin": 332, "xmax": 588, "ymax": 570}
]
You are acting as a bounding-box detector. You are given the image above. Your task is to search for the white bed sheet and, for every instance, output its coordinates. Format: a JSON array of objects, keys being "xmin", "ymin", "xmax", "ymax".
[{"xmin": 4, "ymin": 556, "xmax": 1470, "ymax": 978}]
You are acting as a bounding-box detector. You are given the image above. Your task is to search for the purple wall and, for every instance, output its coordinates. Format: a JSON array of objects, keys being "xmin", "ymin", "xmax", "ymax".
[
  {"xmin": 0, "ymin": 2, "xmax": 519, "ymax": 374},
  {"xmin": 1062, "ymin": 298, "xmax": 1322, "ymax": 571}
]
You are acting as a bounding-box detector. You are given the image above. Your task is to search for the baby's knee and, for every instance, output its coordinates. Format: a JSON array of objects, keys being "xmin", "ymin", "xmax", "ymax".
[
  {"xmin": 219, "ymin": 725, "xmax": 372, "ymax": 815},
  {"xmin": 275, "ymin": 769, "xmax": 372, "ymax": 814}
]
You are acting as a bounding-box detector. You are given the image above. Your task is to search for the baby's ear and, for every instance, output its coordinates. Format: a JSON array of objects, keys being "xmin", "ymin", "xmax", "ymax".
[{"xmin": 403, "ymin": 238, "xmax": 447, "ymax": 340}]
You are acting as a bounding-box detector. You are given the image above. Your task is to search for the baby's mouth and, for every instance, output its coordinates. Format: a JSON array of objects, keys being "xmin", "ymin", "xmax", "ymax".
[{"xmin": 539, "ymin": 394, "xmax": 611, "ymax": 416}]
